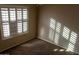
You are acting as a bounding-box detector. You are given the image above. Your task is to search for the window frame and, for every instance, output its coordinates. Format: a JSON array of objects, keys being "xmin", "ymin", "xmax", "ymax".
[{"xmin": 0, "ymin": 7, "xmax": 29, "ymax": 40}]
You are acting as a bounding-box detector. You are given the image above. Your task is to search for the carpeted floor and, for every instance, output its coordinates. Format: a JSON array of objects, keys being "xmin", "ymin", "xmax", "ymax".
[{"xmin": 0, "ymin": 39, "xmax": 78, "ymax": 55}]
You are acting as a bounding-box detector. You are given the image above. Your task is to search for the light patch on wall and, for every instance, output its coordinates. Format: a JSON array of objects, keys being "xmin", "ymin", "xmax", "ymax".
[
  {"xmin": 62, "ymin": 26, "xmax": 70, "ymax": 39},
  {"xmin": 53, "ymin": 49, "xmax": 58, "ymax": 51},
  {"xmin": 49, "ymin": 28, "xmax": 54, "ymax": 41},
  {"xmin": 40, "ymin": 27, "xmax": 45, "ymax": 37},
  {"xmin": 66, "ymin": 31, "xmax": 77, "ymax": 52},
  {"xmin": 54, "ymin": 33, "xmax": 59, "ymax": 44},
  {"xmin": 50, "ymin": 18, "xmax": 56, "ymax": 30},
  {"xmin": 54, "ymin": 22, "xmax": 61, "ymax": 44},
  {"xmin": 59, "ymin": 49, "xmax": 65, "ymax": 52},
  {"xmin": 49, "ymin": 18, "xmax": 78, "ymax": 53},
  {"xmin": 66, "ymin": 43, "xmax": 74, "ymax": 52},
  {"xmin": 70, "ymin": 31, "xmax": 77, "ymax": 44},
  {"xmin": 56, "ymin": 22, "xmax": 61, "ymax": 33}
]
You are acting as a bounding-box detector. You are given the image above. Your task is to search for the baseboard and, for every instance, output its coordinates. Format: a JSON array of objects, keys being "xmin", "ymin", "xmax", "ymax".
[{"xmin": 38, "ymin": 36, "xmax": 65, "ymax": 49}]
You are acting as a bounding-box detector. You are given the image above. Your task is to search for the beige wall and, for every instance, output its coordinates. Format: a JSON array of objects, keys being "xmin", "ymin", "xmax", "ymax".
[
  {"xmin": 38, "ymin": 5, "xmax": 79, "ymax": 54},
  {"xmin": 0, "ymin": 5, "xmax": 37, "ymax": 52}
]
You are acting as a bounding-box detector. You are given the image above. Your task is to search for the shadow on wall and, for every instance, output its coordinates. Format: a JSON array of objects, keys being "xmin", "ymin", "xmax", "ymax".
[{"xmin": 48, "ymin": 18, "xmax": 78, "ymax": 53}]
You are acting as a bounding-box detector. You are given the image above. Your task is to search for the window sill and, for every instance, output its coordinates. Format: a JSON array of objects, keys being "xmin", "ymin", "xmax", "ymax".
[{"xmin": 2, "ymin": 31, "xmax": 29, "ymax": 40}]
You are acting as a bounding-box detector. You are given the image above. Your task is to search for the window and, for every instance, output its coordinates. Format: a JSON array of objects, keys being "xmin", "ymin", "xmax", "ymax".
[
  {"xmin": 17, "ymin": 8, "xmax": 22, "ymax": 33},
  {"xmin": 1, "ymin": 8, "xmax": 10, "ymax": 38},
  {"xmin": 17, "ymin": 8, "xmax": 28, "ymax": 33},
  {"xmin": 1, "ymin": 8, "xmax": 28, "ymax": 39},
  {"xmin": 2, "ymin": 23, "xmax": 10, "ymax": 37},
  {"xmin": 62, "ymin": 26, "xmax": 70, "ymax": 39},
  {"xmin": 10, "ymin": 8, "xmax": 16, "ymax": 21}
]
